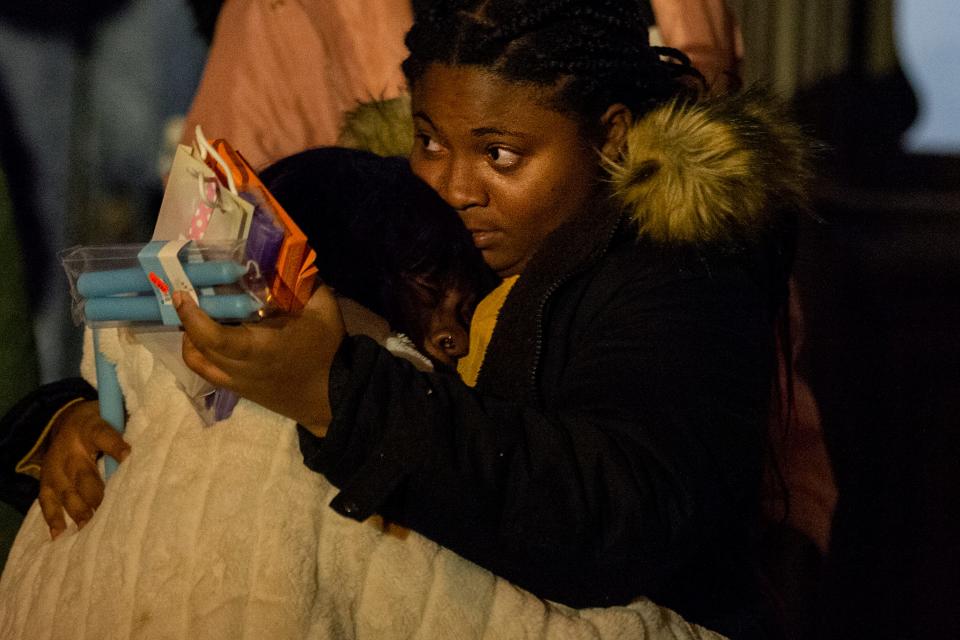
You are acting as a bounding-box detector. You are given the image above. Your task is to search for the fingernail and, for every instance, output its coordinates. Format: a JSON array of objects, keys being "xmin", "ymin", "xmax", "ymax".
[
  {"xmin": 77, "ymin": 519, "xmax": 87, "ymax": 530},
  {"xmin": 119, "ymin": 447, "xmax": 131, "ymax": 462},
  {"xmin": 172, "ymin": 291, "xmax": 183, "ymax": 310},
  {"xmin": 50, "ymin": 528, "xmax": 63, "ymax": 540}
]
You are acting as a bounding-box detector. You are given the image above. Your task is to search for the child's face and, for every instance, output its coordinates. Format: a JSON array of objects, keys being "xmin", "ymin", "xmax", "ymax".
[{"xmin": 414, "ymin": 284, "xmax": 475, "ymax": 368}]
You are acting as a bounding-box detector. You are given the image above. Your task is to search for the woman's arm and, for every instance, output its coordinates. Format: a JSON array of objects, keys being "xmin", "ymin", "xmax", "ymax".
[
  {"xmin": 175, "ymin": 258, "xmax": 770, "ymax": 607},
  {"xmin": 300, "ymin": 262, "xmax": 770, "ymax": 607}
]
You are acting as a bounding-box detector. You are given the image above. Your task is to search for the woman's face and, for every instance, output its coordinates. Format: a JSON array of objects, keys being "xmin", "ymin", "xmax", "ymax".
[{"xmin": 409, "ymin": 64, "xmax": 603, "ymax": 277}]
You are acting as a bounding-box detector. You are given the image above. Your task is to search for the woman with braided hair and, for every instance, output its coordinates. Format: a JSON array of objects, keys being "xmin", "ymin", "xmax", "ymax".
[
  {"xmin": 175, "ymin": 0, "xmax": 742, "ymax": 171},
  {"xmin": 1, "ymin": 1, "xmax": 808, "ymax": 638},
  {"xmin": 169, "ymin": 0, "xmax": 810, "ymax": 637}
]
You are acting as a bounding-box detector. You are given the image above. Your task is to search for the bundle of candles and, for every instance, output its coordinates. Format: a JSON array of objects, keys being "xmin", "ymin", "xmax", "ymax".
[
  {"xmin": 61, "ymin": 235, "xmax": 288, "ymax": 477},
  {"xmin": 60, "ymin": 133, "xmax": 317, "ymax": 477},
  {"xmin": 72, "ymin": 247, "xmax": 260, "ymax": 323},
  {"xmin": 62, "ymin": 232, "xmax": 281, "ymax": 474},
  {"xmin": 64, "ymin": 240, "xmax": 272, "ymax": 327}
]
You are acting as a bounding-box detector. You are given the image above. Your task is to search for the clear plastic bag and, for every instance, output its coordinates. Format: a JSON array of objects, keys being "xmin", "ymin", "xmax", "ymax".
[{"xmin": 61, "ymin": 239, "xmax": 270, "ymax": 328}]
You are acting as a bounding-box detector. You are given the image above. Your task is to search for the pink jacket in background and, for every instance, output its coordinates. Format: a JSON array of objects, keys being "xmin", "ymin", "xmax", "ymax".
[
  {"xmin": 182, "ymin": 0, "xmax": 742, "ymax": 167},
  {"xmin": 180, "ymin": 0, "xmax": 411, "ymax": 170}
]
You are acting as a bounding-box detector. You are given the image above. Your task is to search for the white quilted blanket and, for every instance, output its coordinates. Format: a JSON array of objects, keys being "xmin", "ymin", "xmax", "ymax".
[{"xmin": 0, "ymin": 327, "xmax": 725, "ymax": 640}]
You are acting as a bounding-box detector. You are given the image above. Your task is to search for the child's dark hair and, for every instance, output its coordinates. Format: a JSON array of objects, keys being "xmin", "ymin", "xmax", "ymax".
[
  {"xmin": 403, "ymin": 0, "xmax": 703, "ymax": 131},
  {"xmin": 259, "ymin": 147, "xmax": 498, "ymax": 346}
]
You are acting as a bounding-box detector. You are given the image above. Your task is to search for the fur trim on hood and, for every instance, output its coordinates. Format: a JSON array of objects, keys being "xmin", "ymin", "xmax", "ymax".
[
  {"xmin": 605, "ymin": 89, "xmax": 813, "ymax": 245},
  {"xmin": 339, "ymin": 89, "xmax": 812, "ymax": 246},
  {"xmin": 338, "ymin": 96, "xmax": 415, "ymax": 159}
]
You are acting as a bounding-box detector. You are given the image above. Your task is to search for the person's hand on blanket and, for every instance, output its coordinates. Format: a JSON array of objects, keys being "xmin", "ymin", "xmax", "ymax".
[
  {"xmin": 173, "ymin": 287, "xmax": 344, "ymax": 437},
  {"xmin": 39, "ymin": 400, "xmax": 131, "ymax": 539}
]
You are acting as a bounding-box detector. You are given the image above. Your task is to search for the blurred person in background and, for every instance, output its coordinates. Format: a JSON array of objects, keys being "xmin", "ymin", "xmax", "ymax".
[
  {"xmin": 0, "ymin": 0, "xmax": 206, "ymax": 386},
  {"xmin": 0, "ymin": 0, "xmax": 206, "ymax": 567}
]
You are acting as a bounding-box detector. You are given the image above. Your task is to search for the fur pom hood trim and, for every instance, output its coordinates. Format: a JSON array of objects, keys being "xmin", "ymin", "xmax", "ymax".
[
  {"xmin": 605, "ymin": 89, "xmax": 813, "ymax": 245},
  {"xmin": 338, "ymin": 95, "xmax": 415, "ymax": 159},
  {"xmin": 339, "ymin": 90, "xmax": 813, "ymax": 246}
]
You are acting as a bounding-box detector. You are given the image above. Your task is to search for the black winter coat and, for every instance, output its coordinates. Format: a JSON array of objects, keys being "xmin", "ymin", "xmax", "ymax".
[
  {"xmin": 298, "ymin": 92, "xmax": 812, "ymax": 639},
  {"xmin": 300, "ymin": 212, "xmax": 774, "ymax": 638}
]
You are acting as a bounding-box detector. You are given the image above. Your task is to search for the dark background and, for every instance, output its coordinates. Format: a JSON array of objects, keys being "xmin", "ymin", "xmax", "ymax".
[{"xmin": 782, "ymin": 1, "xmax": 960, "ymax": 637}]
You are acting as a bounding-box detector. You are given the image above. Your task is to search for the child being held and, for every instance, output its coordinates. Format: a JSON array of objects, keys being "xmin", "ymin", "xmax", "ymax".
[{"xmin": 259, "ymin": 146, "xmax": 498, "ymax": 370}]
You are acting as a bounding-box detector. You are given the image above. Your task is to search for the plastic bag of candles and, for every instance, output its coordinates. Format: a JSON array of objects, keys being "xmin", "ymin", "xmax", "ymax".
[{"xmin": 61, "ymin": 239, "xmax": 271, "ymax": 328}]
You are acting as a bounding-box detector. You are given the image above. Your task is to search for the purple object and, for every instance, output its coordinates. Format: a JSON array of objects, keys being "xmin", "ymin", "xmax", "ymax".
[
  {"xmin": 243, "ymin": 196, "xmax": 285, "ymax": 282},
  {"xmin": 204, "ymin": 192, "xmax": 284, "ymax": 423},
  {"xmin": 210, "ymin": 388, "xmax": 241, "ymax": 422}
]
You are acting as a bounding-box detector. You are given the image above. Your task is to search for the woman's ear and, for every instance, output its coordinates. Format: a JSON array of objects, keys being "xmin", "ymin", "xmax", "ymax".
[{"xmin": 598, "ymin": 103, "xmax": 633, "ymax": 160}]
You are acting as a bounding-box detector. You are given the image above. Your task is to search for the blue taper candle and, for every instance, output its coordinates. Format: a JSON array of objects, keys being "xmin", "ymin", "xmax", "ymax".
[
  {"xmin": 77, "ymin": 261, "xmax": 248, "ymax": 298},
  {"xmin": 93, "ymin": 330, "xmax": 124, "ymax": 479},
  {"xmin": 84, "ymin": 293, "xmax": 263, "ymax": 323}
]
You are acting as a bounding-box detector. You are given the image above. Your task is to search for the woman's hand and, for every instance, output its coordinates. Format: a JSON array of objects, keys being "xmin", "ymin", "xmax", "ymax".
[
  {"xmin": 174, "ymin": 286, "xmax": 345, "ymax": 436},
  {"xmin": 39, "ymin": 400, "xmax": 130, "ymax": 539}
]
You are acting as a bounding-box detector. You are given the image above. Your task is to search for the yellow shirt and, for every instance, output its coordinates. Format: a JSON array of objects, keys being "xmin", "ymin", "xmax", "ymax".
[{"xmin": 457, "ymin": 276, "xmax": 519, "ymax": 387}]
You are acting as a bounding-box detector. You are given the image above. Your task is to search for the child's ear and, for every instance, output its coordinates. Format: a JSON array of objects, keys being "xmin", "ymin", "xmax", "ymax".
[{"xmin": 598, "ymin": 103, "xmax": 633, "ymax": 160}]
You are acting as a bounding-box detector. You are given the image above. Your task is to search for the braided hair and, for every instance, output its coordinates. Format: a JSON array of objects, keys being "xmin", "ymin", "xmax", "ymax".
[{"xmin": 403, "ymin": 0, "xmax": 703, "ymax": 131}]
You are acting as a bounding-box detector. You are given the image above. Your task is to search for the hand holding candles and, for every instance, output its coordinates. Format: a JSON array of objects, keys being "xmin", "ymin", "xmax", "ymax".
[{"xmin": 173, "ymin": 286, "xmax": 344, "ymax": 435}]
